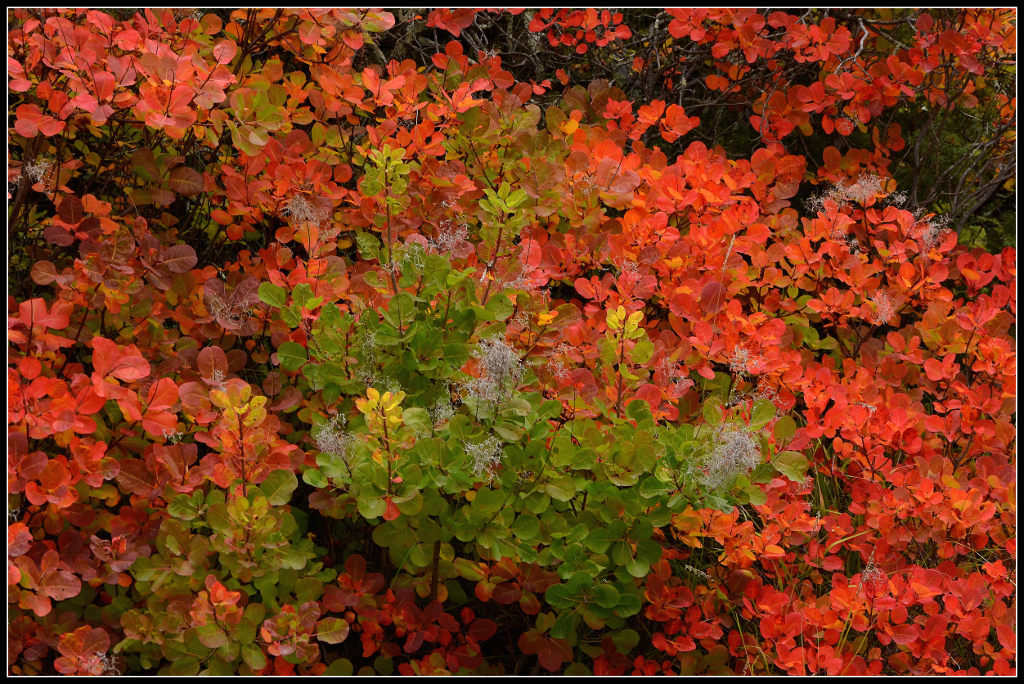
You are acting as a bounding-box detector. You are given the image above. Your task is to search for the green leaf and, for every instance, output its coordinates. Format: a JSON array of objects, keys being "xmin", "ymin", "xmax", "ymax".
[
  {"xmin": 168, "ymin": 494, "xmax": 199, "ymax": 521},
  {"xmin": 750, "ymin": 398, "xmax": 776, "ymax": 427},
  {"xmin": 585, "ymin": 527, "xmax": 620, "ymax": 554},
  {"xmin": 543, "ymin": 477, "xmax": 576, "ymax": 502},
  {"xmin": 741, "ymin": 484, "xmax": 767, "ymax": 506},
  {"xmin": 537, "ymin": 399, "xmax": 563, "ymax": 421},
  {"xmin": 510, "ymin": 513, "xmax": 541, "ymax": 541},
  {"xmin": 638, "ymin": 475, "xmax": 672, "ymax": 499},
  {"xmin": 544, "ymin": 583, "xmax": 576, "ymax": 609},
  {"xmin": 357, "ymin": 494, "xmax": 385, "ymax": 520},
  {"xmin": 485, "ymin": 293, "xmax": 515, "ymax": 321},
  {"xmin": 166, "ymin": 656, "xmax": 201, "ymax": 676},
  {"xmin": 277, "ymin": 341, "xmax": 308, "ymax": 371},
  {"xmin": 749, "ymin": 462, "xmax": 776, "ymax": 484},
  {"xmin": 302, "ymin": 468, "xmax": 328, "ymax": 488},
  {"xmin": 401, "ymin": 407, "xmax": 432, "ymax": 436},
  {"xmin": 241, "ymin": 643, "xmax": 266, "ymax": 670},
  {"xmin": 260, "ymin": 470, "xmax": 298, "ymax": 506},
  {"xmin": 590, "ymin": 583, "xmax": 620, "ymax": 609},
  {"xmin": 626, "ymin": 399, "xmax": 653, "ymax": 423},
  {"xmin": 294, "ymin": 577, "xmax": 324, "ymax": 604},
  {"xmin": 773, "ymin": 450, "xmax": 809, "ymax": 482},
  {"xmin": 506, "ymin": 189, "xmax": 529, "ymax": 209},
  {"xmin": 494, "ymin": 423, "xmax": 525, "ymax": 442},
  {"xmin": 205, "ymin": 502, "xmax": 231, "ymax": 534},
  {"xmin": 280, "ymin": 306, "xmax": 302, "ymax": 329},
  {"xmin": 195, "ymin": 624, "xmax": 228, "ymax": 649},
  {"xmin": 611, "ymin": 628, "xmax": 640, "ymax": 653},
  {"xmin": 773, "ymin": 416, "xmax": 796, "ymax": 444},
  {"xmin": 625, "ymin": 555, "xmax": 651, "ymax": 578},
  {"xmin": 549, "ymin": 611, "xmax": 578, "ymax": 640},
  {"xmin": 356, "ymin": 232, "xmax": 381, "ymax": 260},
  {"xmin": 374, "ymin": 655, "xmax": 395, "ymax": 676},
  {"xmin": 316, "ymin": 617, "xmax": 351, "ymax": 644},
  {"xmin": 258, "ymin": 282, "xmax": 287, "ymax": 308},
  {"xmin": 324, "ymin": 658, "xmax": 353, "ymax": 676},
  {"xmin": 372, "ymin": 519, "xmax": 411, "ymax": 549},
  {"xmin": 631, "ymin": 338, "xmax": 655, "ymax": 364},
  {"xmin": 292, "ymin": 283, "xmax": 314, "ymax": 309},
  {"xmin": 454, "ymin": 557, "xmax": 486, "ymax": 581},
  {"xmin": 316, "ymin": 451, "xmax": 349, "ymax": 480},
  {"xmin": 506, "ymin": 396, "xmax": 533, "ymax": 417},
  {"xmin": 646, "ymin": 505, "xmax": 672, "ymax": 527},
  {"xmin": 702, "ymin": 398, "xmax": 723, "ymax": 426},
  {"xmin": 613, "ymin": 590, "xmax": 643, "ymax": 617}
]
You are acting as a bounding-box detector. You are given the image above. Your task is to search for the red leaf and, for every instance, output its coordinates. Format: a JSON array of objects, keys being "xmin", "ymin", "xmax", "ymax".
[
  {"xmin": 57, "ymin": 196, "xmax": 86, "ymax": 224},
  {"xmin": 38, "ymin": 458, "xmax": 71, "ymax": 490},
  {"xmin": 661, "ymin": 103, "xmax": 699, "ymax": 141},
  {"xmin": 426, "ymin": 9, "xmax": 478, "ymax": 37},
  {"xmin": 20, "ymin": 592, "xmax": 52, "ymax": 617},
  {"xmin": 517, "ymin": 631, "xmax": 572, "ymax": 672},
  {"xmin": 699, "ymin": 280, "xmax": 727, "ymax": 314},
  {"xmin": 168, "ymin": 84, "xmax": 194, "ymax": 114},
  {"xmin": 167, "ymin": 167, "xmax": 204, "ymax": 196},
  {"xmin": 59, "ymin": 625, "xmax": 110, "ymax": 658},
  {"xmin": 145, "ymin": 377, "xmax": 179, "ymax": 411},
  {"xmin": 341, "ymin": 29, "xmax": 364, "ymax": 50},
  {"xmin": 38, "ymin": 550, "xmax": 82, "ymax": 601},
  {"xmin": 160, "ymin": 244, "xmax": 198, "ymax": 273},
  {"xmin": 30, "ymin": 260, "xmax": 59, "ymax": 285},
  {"xmin": 153, "ymin": 443, "xmax": 198, "ymax": 485},
  {"xmin": 14, "ymin": 104, "xmax": 66, "ymax": 137},
  {"xmin": 212, "ymin": 39, "xmax": 238, "ymax": 64},
  {"xmin": 467, "ymin": 618, "xmax": 497, "ymax": 642},
  {"xmin": 141, "ymin": 410, "xmax": 178, "ymax": 438},
  {"xmin": 19, "ymin": 298, "xmax": 73, "ymax": 331},
  {"xmin": 197, "ymin": 345, "xmax": 229, "ymax": 383},
  {"xmin": 382, "ymin": 497, "xmax": 400, "ymax": 521},
  {"xmin": 634, "ymin": 383, "xmax": 663, "ymax": 412},
  {"xmin": 8, "ymin": 523, "xmax": 33, "ymax": 557},
  {"xmin": 889, "ymin": 623, "xmax": 919, "ymax": 645},
  {"xmin": 43, "ymin": 225, "xmax": 75, "ymax": 246},
  {"xmin": 574, "ymin": 277, "xmax": 597, "ymax": 299},
  {"xmin": 492, "ymin": 582, "xmax": 522, "ymax": 605},
  {"xmin": 91, "ymin": 337, "xmax": 151, "ymax": 382},
  {"xmin": 93, "ymin": 70, "xmax": 115, "ymax": 101},
  {"xmin": 115, "ymin": 459, "xmax": 162, "ymax": 498}
]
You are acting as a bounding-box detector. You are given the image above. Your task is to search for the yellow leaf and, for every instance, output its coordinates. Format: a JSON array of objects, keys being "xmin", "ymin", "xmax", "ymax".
[
  {"xmin": 209, "ymin": 389, "xmax": 229, "ymax": 409},
  {"xmin": 626, "ymin": 310, "xmax": 644, "ymax": 331}
]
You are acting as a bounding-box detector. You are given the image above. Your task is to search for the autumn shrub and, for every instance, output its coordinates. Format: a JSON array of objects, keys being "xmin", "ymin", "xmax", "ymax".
[{"xmin": 8, "ymin": 8, "xmax": 1016, "ymax": 676}]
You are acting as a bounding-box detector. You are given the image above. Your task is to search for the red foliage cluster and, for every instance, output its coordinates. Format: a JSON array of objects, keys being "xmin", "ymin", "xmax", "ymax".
[
  {"xmin": 7, "ymin": 7, "xmax": 1016, "ymax": 677},
  {"xmin": 529, "ymin": 9, "xmax": 633, "ymax": 55}
]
